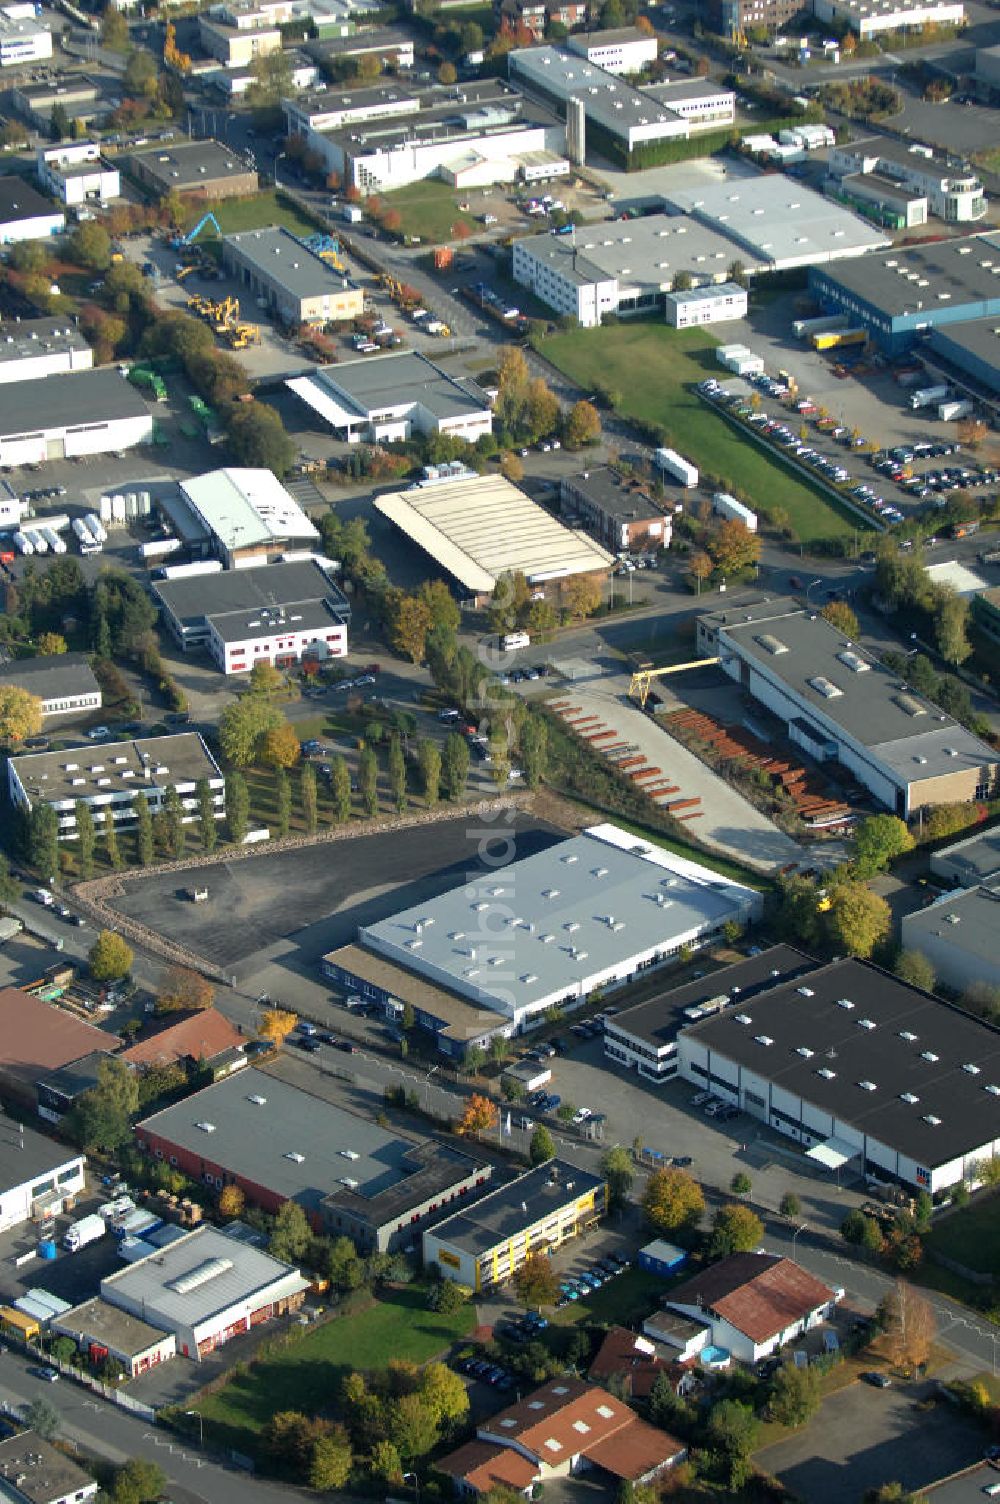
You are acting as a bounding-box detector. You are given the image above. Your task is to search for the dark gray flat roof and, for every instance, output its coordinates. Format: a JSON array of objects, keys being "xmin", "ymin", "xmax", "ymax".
[
  {"xmin": 304, "ymin": 350, "xmax": 492, "ymax": 423},
  {"xmin": 931, "ymin": 827, "xmax": 1000, "ymax": 884},
  {"xmin": 307, "ymin": 26, "xmax": 413, "ymax": 58},
  {"xmin": 0, "ymin": 176, "xmax": 58, "ymax": 225},
  {"xmin": 0, "ymin": 318, "xmax": 90, "ymax": 366},
  {"xmin": 607, "ymin": 945, "xmax": 817, "ymax": 1053},
  {"xmin": 0, "ymin": 369, "xmax": 149, "ymax": 438},
  {"xmin": 929, "ymin": 314, "xmax": 1000, "ymax": 374},
  {"xmin": 0, "ymin": 1116, "xmax": 81, "ymax": 1192},
  {"xmin": 0, "ymin": 1432, "xmax": 95, "ymax": 1504},
  {"xmin": 812, "ymin": 233, "xmax": 1000, "ymax": 318},
  {"xmin": 154, "ymin": 558, "xmax": 347, "ymax": 633},
  {"xmin": 211, "ymin": 595, "xmax": 346, "ymax": 643},
  {"xmin": 683, "ymin": 958, "xmax": 1000, "ymax": 1168},
  {"xmin": 561, "ymin": 467, "xmax": 662, "ymax": 524},
  {"xmin": 429, "ymin": 1160, "xmax": 605, "ymax": 1255},
  {"xmin": 0, "ymin": 652, "xmax": 100, "ymax": 704},
  {"xmin": 139, "ymin": 1068, "xmax": 481, "ymax": 1225},
  {"xmin": 128, "ymin": 138, "xmax": 254, "ymax": 189}
]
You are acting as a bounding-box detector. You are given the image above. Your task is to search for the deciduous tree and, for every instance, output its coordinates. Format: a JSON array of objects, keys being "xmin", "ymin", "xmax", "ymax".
[
  {"xmin": 328, "ymin": 755, "xmax": 352, "ymax": 822},
  {"xmin": 218, "ymin": 1184, "xmax": 245, "ymax": 1219},
  {"xmin": 824, "ymin": 881, "xmax": 890, "ymax": 958},
  {"xmin": 895, "ymin": 950, "xmax": 935, "ymax": 992},
  {"xmin": 420, "ymin": 1362, "xmax": 470, "ymax": 1428},
  {"xmin": 877, "ymin": 1279, "xmax": 936, "ymax": 1372},
  {"xmin": 74, "ymin": 800, "xmax": 96, "ymax": 880},
  {"xmin": 642, "ymin": 1167, "xmax": 704, "ymax": 1238},
  {"xmin": 529, "ymin": 1124, "xmax": 556, "ymax": 1165},
  {"xmin": 387, "ymin": 1392, "xmax": 439, "ymax": 1460},
  {"xmin": 601, "ymin": 1144, "xmax": 635, "ymax": 1210},
  {"xmin": 29, "ymin": 803, "xmax": 59, "ymax": 878},
  {"xmin": 24, "ymin": 1398, "xmax": 61, "ymax": 1441},
  {"xmin": 562, "ymin": 574, "xmax": 602, "ymax": 620},
  {"xmin": 820, "ymin": 600, "xmax": 860, "ymax": 638},
  {"xmin": 709, "ymin": 518, "xmax": 761, "ymax": 575},
  {"xmin": 564, "ymin": 399, "xmax": 601, "ymax": 448},
  {"xmin": 157, "ymin": 965, "xmax": 214, "ymax": 1013},
  {"xmin": 442, "ymin": 731, "xmax": 469, "ymax": 800},
  {"xmin": 218, "ymin": 697, "xmax": 283, "ymax": 767},
  {"xmin": 261, "ymin": 722, "xmax": 301, "ymax": 771},
  {"xmin": 66, "ymin": 1056, "xmax": 138, "ymax": 1152},
  {"xmin": 226, "ymin": 770, "xmax": 249, "ymax": 844},
  {"xmin": 390, "ymin": 593, "xmax": 433, "ymax": 664},
  {"xmin": 309, "ymin": 1429, "xmax": 353, "ymax": 1491},
  {"xmin": 103, "ymin": 805, "xmax": 123, "ymax": 870},
  {"xmin": 300, "ymin": 761, "xmax": 318, "ymax": 835},
  {"xmin": 0, "ymin": 684, "xmax": 42, "ymax": 743},
  {"xmin": 89, "ymin": 929, "xmax": 133, "ymax": 982},
  {"xmin": 36, "ymin": 632, "xmax": 67, "ymax": 655},
  {"xmin": 457, "ymin": 1093, "xmax": 498, "ymax": 1137},
  {"xmin": 709, "ymin": 1202, "xmax": 763, "ymax": 1257},
  {"xmin": 269, "ymin": 1199, "xmax": 311, "ymax": 1262},
  {"xmin": 275, "ymin": 768, "xmax": 291, "ymax": 838},
  {"xmin": 260, "ymin": 1007, "xmax": 297, "ymax": 1044},
  {"xmin": 514, "ymin": 1251, "xmax": 559, "ymax": 1309},
  {"xmin": 769, "ymin": 1364, "xmax": 820, "ymax": 1427},
  {"xmin": 358, "ymin": 746, "xmax": 378, "ymax": 816},
  {"xmin": 249, "ymin": 660, "xmax": 283, "ymax": 695},
  {"xmin": 388, "ymin": 733, "xmax": 406, "ymax": 813},
  {"xmin": 853, "ymin": 814, "xmax": 915, "ymax": 877},
  {"xmin": 418, "ymin": 739, "xmax": 441, "ymax": 806}
]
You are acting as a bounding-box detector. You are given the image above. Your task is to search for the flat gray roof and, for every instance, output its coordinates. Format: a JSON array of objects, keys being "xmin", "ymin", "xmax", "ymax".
[
  {"xmin": 708, "ymin": 603, "xmax": 997, "ymax": 780},
  {"xmin": 179, "ymin": 467, "xmax": 319, "ymax": 554},
  {"xmin": 154, "ymin": 558, "xmax": 348, "ymax": 634},
  {"xmin": 296, "ymin": 78, "xmax": 556, "ymax": 151},
  {"xmin": 223, "ymin": 224, "xmax": 354, "ymax": 299},
  {"xmin": 101, "ymin": 1224, "xmax": 305, "ymax": 1326},
  {"xmin": 0, "ymin": 176, "xmax": 59, "ymax": 225},
  {"xmin": 683, "ymin": 957, "xmax": 1000, "ymax": 1168},
  {"xmin": 0, "ymin": 1116, "xmax": 80, "ymax": 1193},
  {"xmin": 0, "ymin": 652, "xmax": 100, "ymax": 704},
  {"xmin": 561, "ymin": 466, "xmax": 662, "ymax": 523},
  {"xmin": 128, "ymin": 138, "xmax": 255, "ymax": 190},
  {"xmin": 212, "ymin": 595, "xmax": 346, "ymax": 644},
  {"xmin": 0, "ymin": 1432, "xmax": 95, "ymax": 1504},
  {"xmin": 570, "ymin": 25, "xmax": 654, "ymax": 46},
  {"xmin": 812, "ymin": 232, "xmax": 1000, "ymax": 317},
  {"xmin": 9, "ymin": 731, "xmax": 221, "ymax": 804},
  {"xmin": 662, "ymin": 175, "xmax": 888, "ymax": 267},
  {"xmin": 515, "ymin": 214, "xmax": 759, "ymax": 290},
  {"xmin": 53, "ymin": 1296, "xmax": 170, "ymax": 1357},
  {"xmin": 903, "ymin": 885, "xmax": 1000, "ymax": 976},
  {"xmin": 291, "ymin": 350, "xmax": 492, "ymax": 425},
  {"xmin": 0, "ymin": 317, "xmax": 90, "ymax": 366},
  {"xmin": 846, "ymin": 171, "xmax": 926, "ymax": 207},
  {"xmin": 137, "ymin": 1068, "xmax": 476, "ymax": 1220},
  {"xmin": 510, "ymin": 46, "xmax": 683, "ymax": 136},
  {"xmin": 0, "ymin": 369, "xmax": 148, "ymax": 439},
  {"xmin": 644, "ymin": 76, "xmax": 734, "ymax": 105},
  {"xmin": 429, "ymin": 1160, "xmax": 604, "ymax": 1255},
  {"xmin": 306, "ymin": 26, "xmax": 413, "ymax": 57},
  {"xmin": 361, "ymin": 823, "xmax": 758, "ymax": 1018},
  {"xmin": 931, "ymin": 828, "xmax": 1000, "ymax": 885},
  {"xmin": 929, "ymin": 314, "xmax": 1000, "ymax": 376},
  {"xmin": 838, "ymin": 133, "xmax": 972, "ymax": 177}
]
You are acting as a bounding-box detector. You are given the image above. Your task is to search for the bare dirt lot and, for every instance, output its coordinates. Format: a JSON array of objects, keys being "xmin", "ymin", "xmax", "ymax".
[{"xmin": 105, "ymin": 813, "xmax": 563, "ymax": 976}]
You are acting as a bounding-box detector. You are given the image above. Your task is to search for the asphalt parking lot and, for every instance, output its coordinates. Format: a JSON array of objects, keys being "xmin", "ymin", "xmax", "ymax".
[
  {"xmin": 756, "ymin": 1379, "xmax": 986, "ymax": 1504},
  {"xmin": 107, "ymin": 813, "xmax": 563, "ymax": 975}
]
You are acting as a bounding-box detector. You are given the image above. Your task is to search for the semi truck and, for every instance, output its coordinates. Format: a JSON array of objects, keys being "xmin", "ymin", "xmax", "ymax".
[
  {"xmin": 85, "ymin": 514, "xmax": 107, "ymax": 545},
  {"xmin": 909, "ymin": 384, "xmax": 949, "ymax": 410},
  {"xmin": 713, "ymin": 492, "xmax": 758, "ymax": 532},
  {"xmin": 938, "ymin": 399, "xmax": 973, "ymax": 422},
  {"xmin": 63, "ymin": 1213, "xmax": 106, "ymax": 1253},
  {"xmin": 654, "ymin": 448, "xmax": 699, "ymax": 488}
]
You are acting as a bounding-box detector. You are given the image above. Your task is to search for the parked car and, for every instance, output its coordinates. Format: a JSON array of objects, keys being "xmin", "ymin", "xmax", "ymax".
[
  {"xmin": 861, "ymin": 1371, "xmax": 891, "ymax": 1388},
  {"xmin": 33, "ymin": 1367, "xmax": 59, "ymax": 1383}
]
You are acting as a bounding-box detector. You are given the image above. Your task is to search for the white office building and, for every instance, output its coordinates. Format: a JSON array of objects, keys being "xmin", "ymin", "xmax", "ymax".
[
  {"xmin": 0, "ymin": 9, "xmax": 51, "ymax": 66},
  {"xmin": 0, "ymin": 1118, "xmax": 85, "ymax": 1234},
  {"xmin": 7, "ymin": 732, "xmax": 225, "ymax": 841},
  {"xmin": 812, "ymin": 0, "xmax": 964, "ymax": 38},
  {"xmin": 828, "ymin": 136, "xmax": 986, "ymax": 223},
  {"xmin": 565, "ymin": 26, "xmax": 659, "ymax": 75},
  {"xmin": 289, "ymin": 351, "xmax": 494, "ymax": 445},
  {"xmin": 665, "ymin": 281, "xmax": 748, "ymax": 328},
  {"xmin": 37, "ymin": 142, "xmax": 120, "ymax": 207},
  {"xmin": 0, "ymin": 174, "xmax": 64, "ymax": 244}
]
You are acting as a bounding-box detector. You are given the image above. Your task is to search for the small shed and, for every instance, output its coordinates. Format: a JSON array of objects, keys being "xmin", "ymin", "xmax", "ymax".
[
  {"xmin": 503, "ymin": 1060, "xmax": 552, "ymax": 1094},
  {"xmin": 638, "ymin": 1239, "xmax": 688, "ymax": 1276}
]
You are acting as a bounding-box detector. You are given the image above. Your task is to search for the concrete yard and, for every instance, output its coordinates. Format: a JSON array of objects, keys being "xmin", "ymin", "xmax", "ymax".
[
  {"xmin": 106, "ymin": 813, "xmax": 564, "ymax": 977},
  {"xmin": 547, "ymin": 677, "xmax": 804, "ymax": 872},
  {"xmin": 756, "ymin": 1380, "xmax": 986, "ymax": 1504}
]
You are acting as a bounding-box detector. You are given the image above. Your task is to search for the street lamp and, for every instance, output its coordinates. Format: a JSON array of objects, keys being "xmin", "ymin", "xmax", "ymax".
[
  {"xmin": 805, "ymin": 578, "xmax": 822, "ymax": 607},
  {"xmin": 274, "ymin": 151, "xmax": 286, "ymax": 190},
  {"xmin": 403, "ymin": 1472, "xmax": 420, "ymax": 1504},
  {"xmin": 185, "ymin": 1410, "xmax": 203, "ymax": 1446},
  {"xmin": 792, "ymin": 1223, "xmax": 808, "ymax": 1257}
]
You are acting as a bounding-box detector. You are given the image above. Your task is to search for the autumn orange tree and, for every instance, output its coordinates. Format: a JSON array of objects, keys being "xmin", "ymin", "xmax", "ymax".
[
  {"xmin": 261, "ymin": 722, "xmax": 301, "ymax": 770},
  {"xmin": 156, "ymin": 965, "xmax": 215, "ymax": 1014},
  {"xmin": 260, "ymin": 1008, "xmax": 298, "ymax": 1044},
  {"xmin": 219, "ymin": 1184, "xmax": 245, "ymax": 1219},
  {"xmin": 514, "ymin": 1252, "xmax": 559, "ymax": 1309},
  {"xmin": 457, "ymin": 1093, "xmax": 498, "ymax": 1137}
]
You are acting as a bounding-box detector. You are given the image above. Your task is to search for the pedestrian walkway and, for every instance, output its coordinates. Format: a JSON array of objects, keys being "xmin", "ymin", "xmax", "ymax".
[{"xmin": 548, "ymin": 676, "xmax": 804, "ymax": 873}]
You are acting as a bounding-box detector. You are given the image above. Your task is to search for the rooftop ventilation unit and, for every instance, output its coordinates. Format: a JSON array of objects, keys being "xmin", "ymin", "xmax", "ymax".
[
  {"xmin": 247, "ymin": 1095, "xmax": 267, "ymax": 1106},
  {"xmin": 284, "ymin": 1151, "xmax": 305, "ymax": 1163},
  {"xmin": 796, "ymin": 1046, "xmax": 814, "ymax": 1058},
  {"xmin": 837, "ymin": 650, "xmax": 869, "ymax": 674},
  {"xmin": 339, "ymin": 1149, "xmax": 360, "ymax": 1160},
  {"xmin": 797, "ymin": 987, "xmax": 815, "ymax": 997},
  {"xmin": 899, "ymin": 1030, "xmax": 918, "ymax": 1042},
  {"xmin": 809, "ymin": 675, "xmax": 842, "ymax": 699},
  {"xmin": 754, "ymin": 1034, "xmax": 774, "ymax": 1046},
  {"xmin": 963, "ymin": 1063, "xmax": 981, "ymax": 1075},
  {"xmin": 900, "ymin": 1092, "xmax": 919, "ymax": 1104},
  {"xmin": 921, "ymin": 1051, "xmax": 939, "ymax": 1063},
  {"xmin": 858, "ymin": 1080, "xmax": 877, "ymax": 1092},
  {"xmin": 195, "ymin": 1121, "xmax": 216, "ymax": 1133},
  {"xmin": 755, "ymin": 633, "xmax": 788, "ymax": 655},
  {"xmin": 816, "ymin": 1066, "xmax": 836, "ymax": 1080},
  {"xmin": 922, "ymin": 1115, "xmax": 941, "ymax": 1126},
  {"xmin": 734, "ymin": 1013, "xmax": 752, "ymax": 1024},
  {"xmin": 858, "ymin": 1019, "xmax": 876, "ymax": 1031},
  {"xmin": 836, "ymin": 997, "xmax": 855, "ymax": 1010}
]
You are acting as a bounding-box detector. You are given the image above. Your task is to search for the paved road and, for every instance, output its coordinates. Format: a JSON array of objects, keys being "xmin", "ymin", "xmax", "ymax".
[{"xmin": 0, "ymin": 1354, "xmax": 295, "ymax": 1504}]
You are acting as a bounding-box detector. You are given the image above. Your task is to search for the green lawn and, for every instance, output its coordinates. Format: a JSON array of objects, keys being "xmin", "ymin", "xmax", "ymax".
[
  {"xmin": 378, "ymin": 181, "xmax": 477, "ymax": 245},
  {"xmin": 184, "ymin": 190, "xmax": 317, "ymax": 239},
  {"xmin": 540, "ymin": 323, "xmax": 865, "ymax": 546},
  {"xmin": 924, "ymin": 1194, "xmax": 1000, "ymax": 1278},
  {"xmin": 554, "ymin": 1268, "xmax": 674, "ymax": 1327},
  {"xmin": 197, "ymin": 1285, "xmax": 475, "ymax": 1452}
]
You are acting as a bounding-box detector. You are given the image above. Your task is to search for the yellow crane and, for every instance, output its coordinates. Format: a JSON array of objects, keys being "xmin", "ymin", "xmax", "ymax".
[{"xmin": 628, "ymin": 658, "xmax": 721, "ymax": 708}]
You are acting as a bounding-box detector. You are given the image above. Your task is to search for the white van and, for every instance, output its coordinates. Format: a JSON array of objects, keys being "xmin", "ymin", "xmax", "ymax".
[{"xmin": 501, "ymin": 631, "xmax": 530, "ymax": 651}]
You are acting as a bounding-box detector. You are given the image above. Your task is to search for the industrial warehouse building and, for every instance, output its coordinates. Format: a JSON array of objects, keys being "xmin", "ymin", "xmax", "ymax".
[
  {"xmin": 929, "ymin": 828, "xmax": 1000, "ymax": 888},
  {"xmin": 603, "ymin": 945, "xmax": 817, "ymax": 1083},
  {"xmin": 176, "ymin": 467, "xmax": 320, "ymax": 569},
  {"xmin": 7, "ymin": 732, "xmax": 225, "ymax": 841},
  {"xmin": 0, "ymin": 10, "xmax": 52, "ymax": 67},
  {"xmin": 372, "ymin": 471, "xmax": 613, "ymax": 605},
  {"xmin": 359, "ymin": 822, "xmax": 763, "ymax": 1031},
  {"xmin": 927, "ymin": 316, "xmax": 1000, "ymax": 398},
  {"xmin": 51, "ymin": 1297, "xmax": 177, "ymax": 1378},
  {"xmin": 508, "ymin": 46, "xmax": 734, "ymax": 163},
  {"xmin": 697, "ymin": 602, "xmax": 997, "ymax": 817},
  {"xmin": 154, "ymin": 557, "xmax": 350, "ymax": 671},
  {"xmin": 289, "ymin": 351, "xmax": 494, "ymax": 446},
  {"xmin": 424, "ymin": 1160, "xmax": 605, "ymax": 1291},
  {"xmin": 0, "ymin": 318, "xmax": 93, "ymax": 385},
  {"xmin": 0, "ymin": 175, "xmax": 63, "ymax": 244},
  {"xmin": 0, "ymin": 652, "xmax": 102, "ymax": 718},
  {"xmin": 283, "ymin": 78, "xmax": 567, "ymax": 194},
  {"xmin": 100, "ymin": 1224, "xmax": 309, "ymax": 1361},
  {"xmin": 512, "ymin": 214, "xmax": 754, "ymax": 327},
  {"xmin": 135, "ymin": 1069, "xmax": 491, "ymax": 1251},
  {"xmin": 0, "ymin": 1434, "xmax": 97, "ymax": 1504},
  {"xmin": 0, "ymin": 369, "xmax": 152, "ymax": 467},
  {"xmin": 809, "ymin": 233, "xmax": 1000, "ymax": 355},
  {"xmin": 127, "ymin": 139, "xmax": 259, "ymax": 200},
  {"xmin": 677, "ymin": 957, "xmax": 1000, "ymax": 1195},
  {"xmin": 0, "ymin": 988, "xmax": 115, "ymax": 1115},
  {"xmin": 222, "ymin": 225, "xmax": 364, "ymax": 326},
  {"xmin": 662, "ymin": 175, "xmax": 888, "ymax": 271},
  {"xmin": 0, "ymin": 1114, "xmax": 86, "ymax": 1233},
  {"xmin": 900, "ymin": 885, "xmax": 1000, "ymax": 994}
]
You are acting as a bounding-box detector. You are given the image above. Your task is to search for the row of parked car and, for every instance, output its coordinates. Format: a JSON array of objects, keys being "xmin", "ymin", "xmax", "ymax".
[
  {"xmin": 557, "ymin": 1252, "xmax": 631, "ymax": 1308},
  {"xmin": 294, "ymin": 1022, "xmax": 358, "ymax": 1056},
  {"xmin": 455, "ymin": 1355, "xmax": 514, "ymax": 1391},
  {"xmin": 691, "ymin": 1089, "xmax": 741, "ymax": 1123}
]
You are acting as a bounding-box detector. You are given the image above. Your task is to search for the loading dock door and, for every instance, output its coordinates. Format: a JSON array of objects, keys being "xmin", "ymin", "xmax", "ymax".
[{"xmin": 45, "ymin": 436, "xmax": 65, "ymax": 461}]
